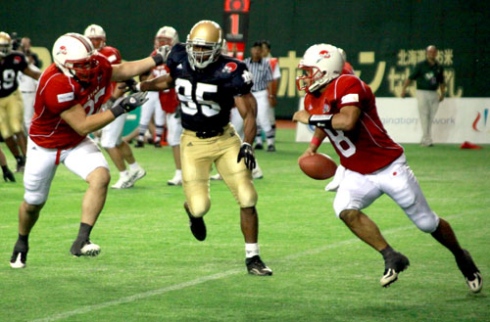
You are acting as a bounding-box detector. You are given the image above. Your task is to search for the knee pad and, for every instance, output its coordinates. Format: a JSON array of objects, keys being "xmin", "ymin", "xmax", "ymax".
[
  {"xmin": 413, "ymin": 211, "xmax": 440, "ymax": 233},
  {"xmin": 24, "ymin": 190, "xmax": 47, "ymax": 206},
  {"xmin": 188, "ymin": 197, "xmax": 210, "ymax": 218},
  {"xmin": 237, "ymin": 182, "xmax": 258, "ymax": 208}
]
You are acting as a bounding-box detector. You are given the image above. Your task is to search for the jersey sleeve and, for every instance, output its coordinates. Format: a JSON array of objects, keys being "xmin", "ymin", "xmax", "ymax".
[
  {"xmin": 229, "ymin": 62, "xmax": 253, "ymax": 96},
  {"xmin": 43, "ymin": 76, "xmax": 78, "ymax": 114},
  {"xmin": 167, "ymin": 43, "xmax": 186, "ymax": 79},
  {"xmin": 336, "ymin": 75, "xmax": 368, "ymax": 110}
]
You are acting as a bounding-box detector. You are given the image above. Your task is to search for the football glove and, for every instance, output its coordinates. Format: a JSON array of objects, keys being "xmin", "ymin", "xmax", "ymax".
[
  {"xmin": 119, "ymin": 79, "xmax": 140, "ymax": 93},
  {"xmin": 110, "ymin": 91, "xmax": 148, "ymax": 118},
  {"xmin": 237, "ymin": 143, "xmax": 256, "ymax": 170},
  {"xmin": 152, "ymin": 45, "xmax": 171, "ymax": 66}
]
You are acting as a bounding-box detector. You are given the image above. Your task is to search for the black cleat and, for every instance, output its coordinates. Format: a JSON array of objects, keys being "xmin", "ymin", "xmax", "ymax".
[
  {"xmin": 456, "ymin": 249, "xmax": 483, "ymax": 293},
  {"xmin": 184, "ymin": 203, "xmax": 206, "ymax": 241},
  {"xmin": 3, "ymin": 168, "xmax": 15, "ymax": 182},
  {"xmin": 254, "ymin": 143, "xmax": 263, "ymax": 150},
  {"xmin": 267, "ymin": 145, "xmax": 276, "ymax": 152},
  {"xmin": 246, "ymin": 255, "xmax": 273, "ymax": 276},
  {"xmin": 380, "ymin": 252, "xmax": 410, "ymax": 287},
  {"xmin": 134, "ymin": 140, "xmax": 145, "ymax": 148}
]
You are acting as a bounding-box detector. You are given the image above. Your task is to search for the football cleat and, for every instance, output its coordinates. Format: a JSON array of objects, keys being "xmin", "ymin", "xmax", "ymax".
[
  {"xmin": 10, "ymin": 241, "xmax": 28, "ymax": 269},
  {"xmin": 111, "ymin": 174, "xmax": 134, "ymax": 189},
  {"xmin": 70, "ymin": 240, "xmax": 101, "ymax": 257},
  {"xmin": 267, "ymin": 145, "xmax": 276, "ymax": 152},
  {"xmin": 129, "ymin": 168, "xmax": 146, "ymax": 185},
  {"xmin": 246, "ymin": 255, "xmax": 273, "ymax": 276},
  {"xmin": 134, "ymin": 140, "xmax": 144, "ymax": 148},
  {"xmin": 254, "ymin": 143, "xmax": 263, "ymax": 150},
  {"xmin": 210, "ymin": 173, "xmax": 222, "ymax": 181},
  {"xmin": 252, "ymin": 166, "xmax": 263, "ymax": 180},
  {"xmin": 380, "ymin": 252, "xmax": 410, "ymax": 287},
  {"xmin": 167, "ymin": 174, "xmax": 182, "ymax": 186},
  {"xmin": 184, "ymin": 202, "xmax": 206, "ymax": 241},
  {"xmin": 456, "ymin": 249, "xmax": 482, "ymax": 293}
]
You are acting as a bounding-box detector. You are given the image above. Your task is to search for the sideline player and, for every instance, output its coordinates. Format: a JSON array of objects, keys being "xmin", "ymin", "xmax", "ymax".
[
  {"xmin": 9, "ymin": 32, "xmax": 165, "ymax": 268},
  {"xmin": 0, "ymin": 31, "xmax": 41, "ymax": 172},
  {"xmin": 293, "ymin": 43, "xmax": 482, "ymax": 292},
  {"xmin": 124, "ymin": 20, "xmax": 272, "ymax": 276},
  {"xmin": 84, "ymin": 24, "xmax": 146, "ymax": 189}
]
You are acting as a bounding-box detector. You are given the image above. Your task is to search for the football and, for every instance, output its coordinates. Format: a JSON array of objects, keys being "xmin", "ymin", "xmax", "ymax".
[{"xmin": 298, "ymin": 153, "xmax": 338, "ymax": 180}]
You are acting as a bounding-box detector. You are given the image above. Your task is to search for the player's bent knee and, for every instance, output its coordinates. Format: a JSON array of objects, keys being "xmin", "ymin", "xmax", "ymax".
[
  {"xmin": 414, "ymin": 212, "xmax": 440, "ymax": 233},
  {"xmin": 339, "ymin": 209, "xmax": 361, "ymax": 224},
  {"xmin": 188, "ymin": 198, "xmax": 210, "ymax": 218},
  {"xmin": 24, "ymin": 191, "xmax": 48, "ymax": 205},
  {"xmin": 237, "ymin": 185, "xmax": 257, "ymax": 208}
]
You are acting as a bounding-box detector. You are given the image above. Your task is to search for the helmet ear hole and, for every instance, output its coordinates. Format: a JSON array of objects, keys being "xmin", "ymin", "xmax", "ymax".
[{"xmin": 186, "ymin": 20, "xmax": 223, "ymax": 69}]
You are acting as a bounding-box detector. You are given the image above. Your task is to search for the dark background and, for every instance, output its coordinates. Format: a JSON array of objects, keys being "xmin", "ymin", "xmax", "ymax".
[{"xmin": 2, "ymin": 0, "xmax": 489, "ymax": 117}]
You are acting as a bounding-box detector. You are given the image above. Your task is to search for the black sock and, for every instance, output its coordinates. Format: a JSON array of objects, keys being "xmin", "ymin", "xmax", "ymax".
[
  {"xmin": 380, "ymin": 246, "xmax": 396, "ymax": 259},
  {"xmin": 77, "ymin": 223, "xmax": 93, "ymax": 241}
]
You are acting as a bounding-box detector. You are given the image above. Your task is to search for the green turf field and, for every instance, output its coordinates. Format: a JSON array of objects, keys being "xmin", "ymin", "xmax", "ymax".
[{"xmin": 1, "ymin": 128, "xmax": 488, "ymax": 322}]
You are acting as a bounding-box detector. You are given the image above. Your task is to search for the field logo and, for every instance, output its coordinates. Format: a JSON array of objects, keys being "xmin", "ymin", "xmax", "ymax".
[{"xmin": 472, "ymin": 108, "xmax": 489, "ymax": 132}]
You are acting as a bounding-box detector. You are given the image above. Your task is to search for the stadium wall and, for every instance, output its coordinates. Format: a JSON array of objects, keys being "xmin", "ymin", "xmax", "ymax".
[{"xmin": 2, "ymin": 1, "xmax": 489, "ymax": 118}]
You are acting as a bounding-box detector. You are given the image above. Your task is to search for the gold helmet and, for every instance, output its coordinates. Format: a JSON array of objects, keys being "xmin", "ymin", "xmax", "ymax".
[
  {"xmin": 0, "ymin": 31, "xmax": 12, "ymax": 58},
  {"xmin": 186, "ymin": 20, "xmax": 222, "ymax": 69}
]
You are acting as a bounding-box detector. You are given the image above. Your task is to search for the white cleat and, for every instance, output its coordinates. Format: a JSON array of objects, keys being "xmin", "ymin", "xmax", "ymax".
[
  {"xmin": 252, "ymin": 167, "xmax": 263, "ymax": 180},
  {"xmin": 10, "ymin": 252, "xmax": 26, "ymax": 269},
  {"xmin": 210, "ymin": 173, "xmax": 222, "ymax": 181},
  {"xmin": 111, "ymin": 174, "xmax": 134, "ymax": 189},
  {"xmin": 80, "ymin": 242, "xmax": 101, "ymax": 257},
  {"xmin": 167, "ymin": 175, "xmax": 183, "ymax": 186},
  {"xmin": 129, "ymin": 168, "xmax": 146, "ymax": 185},
  {"xmin": 466, "ymin": 272, "xmax": 483, "ymax": 293}
]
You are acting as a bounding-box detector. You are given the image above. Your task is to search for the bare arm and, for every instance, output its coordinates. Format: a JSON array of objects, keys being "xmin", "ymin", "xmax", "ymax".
[
  {"xmin": 140, "ymin": 74, "xmax": 174, "ymax": 92},
  {"xmin": 235, "ymin": 93, "xmax": 257, "ymax": 145},
  {"xmin": 401, "ymin": 78, "xmax": 412, "ymax": 97},
  {"xmin": 60, "ymin": 104, "xmax": 117, "ymax": 136},
  {"xmin": 22, "ymin": 66, "xmax": 41, "ymax": 81},
  {"xmin": 111, "ymin": 57, "xmax": 157, "ymax": 82}
]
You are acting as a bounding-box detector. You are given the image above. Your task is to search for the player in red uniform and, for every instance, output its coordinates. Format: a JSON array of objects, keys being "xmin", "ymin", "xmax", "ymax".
[
  {"xmin": 84, "ymin": 24, "xmax": 146, "ymax": 189},
  {"xmin": 293, "ymin": 44, "xmax": 482, "ymax": 292},
  {"xmin": 9, "ymin": 32, "xmax": 165, "ymax": 268}
]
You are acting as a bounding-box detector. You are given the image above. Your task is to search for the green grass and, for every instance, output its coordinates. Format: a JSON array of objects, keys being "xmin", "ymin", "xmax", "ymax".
[{"xmin": 1, "ymin": 128, "xmax": 489, "ymax": 322}]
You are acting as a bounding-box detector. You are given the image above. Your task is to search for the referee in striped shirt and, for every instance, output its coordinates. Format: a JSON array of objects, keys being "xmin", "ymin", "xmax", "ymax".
[{"xmin": 244, "ymin": 41, "xmax": 276, "ymax": 152}]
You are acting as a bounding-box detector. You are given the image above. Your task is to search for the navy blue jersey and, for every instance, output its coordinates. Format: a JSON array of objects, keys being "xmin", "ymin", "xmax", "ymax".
[
  {"xmin": 0, "ymin": 51, "xmax": 29, "ymax": 97},
  {"xmin": 167, "ymin": 43, "xmax": 253, "ymax": 132}
]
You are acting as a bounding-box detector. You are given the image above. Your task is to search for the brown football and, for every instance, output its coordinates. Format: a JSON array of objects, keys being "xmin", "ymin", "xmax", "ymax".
[{"xmin": 298, "ymin": 153, "xmax": 338, "ymax": 180}]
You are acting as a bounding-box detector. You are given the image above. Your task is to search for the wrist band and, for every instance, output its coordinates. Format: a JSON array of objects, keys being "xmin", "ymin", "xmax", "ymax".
[
  {"xmin": 310, "ymin": 136, "xmax": 322, "ymax": 147},
  {"xmin": 309, "ymin": 114, "xmax": 333, "ymax": 129},
  {"xmin": 152, "ymin": 54, "xmax": 163, "ymax": 66}
]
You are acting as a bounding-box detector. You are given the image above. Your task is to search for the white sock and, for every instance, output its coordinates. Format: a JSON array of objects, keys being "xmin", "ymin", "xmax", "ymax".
[
  {"xmin": 175, "ymin": 169, "xmax": 182, "ymax": 178},
  {"xmin": 245, "ymin": 243, "xmax": 259, "ymax": 258},
  {"xmin": 129, "ymin": 162, "xmax": 140, "ymax": 171}
]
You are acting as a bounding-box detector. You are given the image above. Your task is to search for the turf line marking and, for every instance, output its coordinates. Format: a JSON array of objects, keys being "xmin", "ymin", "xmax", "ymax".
[{"xmin": 30, "ymin": 216, "xmax": 460, "ymax": 322}]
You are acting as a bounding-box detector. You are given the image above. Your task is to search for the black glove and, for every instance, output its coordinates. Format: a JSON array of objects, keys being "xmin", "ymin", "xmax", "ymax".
[
  {"xmin": 2, "ymin": 167, "xmax": 15, "ymax": 182},
  {"xmin": 237, "ymin": 143, "xmax": 256, "ymax": 170},
  {"xmin": 151, "ymin": 45, "xmax": 171, "ymax": 66},
  {"xmin": 119, "ymin": 79, "xmax": 140, "ymax": 93},
  {"xmin": 110, "ymin": 92, "xmax": 148, "ymax": 118}
]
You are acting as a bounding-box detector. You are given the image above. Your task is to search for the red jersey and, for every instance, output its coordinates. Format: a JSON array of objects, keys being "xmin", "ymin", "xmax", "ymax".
[
  {"xmin": 149, "ymin": 49, "xmax": 178, "ymax": 113},
  {"xmin": 304, "ymin": 74, "xmax": 403, "ymax": 174},
  {"xmin": 342, "ymin": 61, "xmax": 355, "ymax": 75},
  {"xmin": 98, "ymin": 46, "xmax": 122, "ymax": 94},
  {"xmin": 29, "ymin": 55, "xmax": 113, "ymax": 149}
]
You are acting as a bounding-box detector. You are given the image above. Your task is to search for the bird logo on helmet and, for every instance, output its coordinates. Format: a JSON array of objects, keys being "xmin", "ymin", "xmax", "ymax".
[
  {"xmin": 52, "ymin": 33, "xmax": 100, "ymax": 84},
  {"xmin": 296, "ymin": 44, "xmax": 344, "ymax": 93},
  {"xmin": 186, "ymin": 20, "xmax": 223, "ymax": 70}
]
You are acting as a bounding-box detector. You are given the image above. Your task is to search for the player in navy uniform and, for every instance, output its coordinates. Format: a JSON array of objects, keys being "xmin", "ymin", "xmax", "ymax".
[
  {"xmin": 127, "ymin": 20, "xmax": 272, "ymax": 276},
  {"xmin": 0, "ymin": 31, "xmax": 41, "ymax": 172}
]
